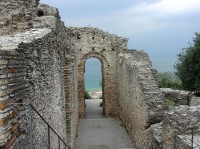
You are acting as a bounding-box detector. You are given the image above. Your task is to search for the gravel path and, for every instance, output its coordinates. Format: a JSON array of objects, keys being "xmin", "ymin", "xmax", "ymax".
[{"xmin": 75, "ymin": 99, "xmax": 134, "ymax": 149}]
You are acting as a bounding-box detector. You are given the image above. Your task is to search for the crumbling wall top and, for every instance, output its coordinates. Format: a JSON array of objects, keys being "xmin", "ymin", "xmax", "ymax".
[
  {"xmin": 0, "ymin": 0, "xmax": 61, "ymax": 35},
  {"xmin": 164, "ymin": 105, "xmax": 200, "ymax": 130},
  {"xmin": 66, "ymin": 26, "xmax": 128, "ymax": 53},
  {"xmin": 0, "ymin": 28, "xmax": 51, "ymax": 51},
  {"xmin": 67, "ymin": 26, "xmax": 128, "ymax": 41},
  {"xmin": 119, "ymin": 49, "xmax": 151, "ymax": 63}
]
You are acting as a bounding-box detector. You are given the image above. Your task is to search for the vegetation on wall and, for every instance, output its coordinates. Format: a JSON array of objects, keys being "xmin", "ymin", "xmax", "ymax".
[{"xmin": 175, "ymin": 32, "xmax": 200, "ymax": 92}]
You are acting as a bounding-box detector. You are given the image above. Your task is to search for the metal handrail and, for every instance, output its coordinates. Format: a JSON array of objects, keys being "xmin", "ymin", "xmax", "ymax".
[
  {"xmin": 160, "ymin": 124, "xmax": 200, "ymax": 149},
  {"xmin": 29, "ymin": 104, "xmax": 70, "ymax": 149},
  {"xmin": 7, "ymin": 103, "xmax": 70, "ymax": 149}
]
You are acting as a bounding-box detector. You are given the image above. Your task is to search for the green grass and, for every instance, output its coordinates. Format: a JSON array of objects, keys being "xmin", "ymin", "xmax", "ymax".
[{"xmin": 166, "ymin": 99, "xmax": 175, "ymax": 109}]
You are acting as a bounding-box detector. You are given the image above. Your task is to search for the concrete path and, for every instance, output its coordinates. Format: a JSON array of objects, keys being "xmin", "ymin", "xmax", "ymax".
[{"xmin": 75, "ymin": 99, "xmax": 134, "ymax": 149}]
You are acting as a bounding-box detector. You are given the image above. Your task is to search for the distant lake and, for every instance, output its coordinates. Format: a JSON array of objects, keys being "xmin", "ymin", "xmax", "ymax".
[
  {"xmin": 84, "ymin": 58, "xmax": 175, "ymax": 91},
  {"xmin": 152, "ymin": 60, "xmax": 176, "ymax": 72},
  {"xmin": 84, "ymin": 58, "xmax": 102, "ymax": 91}
]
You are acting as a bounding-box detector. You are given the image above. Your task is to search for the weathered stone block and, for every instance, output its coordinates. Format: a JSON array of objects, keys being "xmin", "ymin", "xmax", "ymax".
[
  {"xmin": 161, "ymin": 88, "xmax": 191, "ymax": 106},
  {"xmin": 0, "ymin": 99, "xmax": 11, "ymax": 110},
  {"xmin": 0, "ymin": 90, "xmax": 6, "ymax": 98},
  {"xmin": 0, "ymin": 80, "xmax": 8, "ymax": 86},
  {"xmin": 0, "ymin": 60, "xmax": 8, "ymax": 65}
]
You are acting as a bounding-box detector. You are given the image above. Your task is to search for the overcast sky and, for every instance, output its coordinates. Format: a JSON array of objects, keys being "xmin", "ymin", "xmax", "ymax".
[{"xmin": 40, "ymin": 0, "xmax": 200, "ymax": 72}]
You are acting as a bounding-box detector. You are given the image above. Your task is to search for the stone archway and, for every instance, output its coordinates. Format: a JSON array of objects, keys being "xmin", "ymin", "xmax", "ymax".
[
  {"xmin": 67, "ymin": 27, "xmax": 128, "ymax": 118},
  {"xmin": 78, "ymin": 52, "xmax": 109, "ymax": 117}
]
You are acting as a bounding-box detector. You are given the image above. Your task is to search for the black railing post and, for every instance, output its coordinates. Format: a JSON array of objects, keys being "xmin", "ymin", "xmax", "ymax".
[
  {"xmin": 173, "ymin": 135, "xmax": 176, "ymax": 149},
  {"xmin": 29, "ymin": 104, "xmax": 69, "ymax": 149},
  {"xmin": 48, "ymin": 125, "xmax": 51, "ymax": 149},
  {"xmin": 28, "ymin": 104, "xmax": 33, "ymax": 149},
  {"xmin": 191, "ymin": 128, "xmax": 194, "ymax": 149},
  {"xmin": 58, "ymin": 136, "xmax": 60, "ymax": 149}
]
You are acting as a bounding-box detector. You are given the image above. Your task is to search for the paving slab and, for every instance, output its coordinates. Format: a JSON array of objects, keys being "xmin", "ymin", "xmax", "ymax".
[{"xmin": 75, "ymin": 99, "xmax": 134, "ymax": 149}]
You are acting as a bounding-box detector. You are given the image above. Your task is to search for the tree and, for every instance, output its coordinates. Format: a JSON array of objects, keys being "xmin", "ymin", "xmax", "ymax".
[
  {"xmin": 175, "ymin": 32, "xmax": 200, "ymax": 92},
  {"xmin": 84, "ymin": 91, "xmax": 92, "ymax": 99}
]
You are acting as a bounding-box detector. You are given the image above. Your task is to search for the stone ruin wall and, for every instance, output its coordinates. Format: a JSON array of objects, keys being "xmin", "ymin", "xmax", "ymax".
[
  {"xmin": 3, "ymin": 0, "xmax": 198, "ymax": 149},
  {"xmin": 117, "ymin": 50, "xmax": 167, "ymax": 149},
  {"xmin": 117, "ymin": 51, "xmax": 149, "ymax": 148},
  {"xmin": 66, "ymin": 27, "xmax": 168, "ymax": 148},
  {"xmin": 162, "ymin": 105, "xmax": 200, "ymax": 149},
  {"xmin": 160, "ymin": 88, "xmax": 191, "ymax": 106},
  {"xmin": 0, "ymin": 0, "xmax": 39, "ymax": 35},
  {"xmin": 142, "ymin": 88, "xmax": 200, "ymax": 149},
  {"xmin": 0, "ymin": 1, "xmax": 166, "ymax": 148},
  {"xmin": 158, "ymin": 89, "xmax": 200, "ymax": 148},
  {"xmin": 0, "ymin": 1, "xmax": 79, "ymax": 149},
  {"xmin": 66, "ymin": 27, "xmax": 128, "ymax": 117}
]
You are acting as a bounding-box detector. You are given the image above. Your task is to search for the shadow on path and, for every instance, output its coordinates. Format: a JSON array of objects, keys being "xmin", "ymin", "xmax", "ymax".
[{"xmin": 75, "ymin": 99, "xmax": 134, "ymax": 149}]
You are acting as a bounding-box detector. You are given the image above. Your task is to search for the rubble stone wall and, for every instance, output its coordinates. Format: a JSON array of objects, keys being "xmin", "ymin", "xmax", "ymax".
[
  {"xmin": 117, "ymin": 50, "xmax": 165, "ymax": 149},
  {"xmin": 66, "ymin": 27, "xmax": 128, "ymax": 117},
  {"xmin": 0, "ymin": 28, "xmax": 71, "ymax": 148},
  {"xmin": 0, "ymin": 0, "xmax": 39, "ymax": 35},
  {"xmin": 0, "ymin": 2, "xmax": 79, "ymax": 148},
  {"xmin": 0, "ymin": 50, "xmax": 29, "ymax": 148},
  {"xmin": 160, "ymin": 88, "xmax": 191, "ymax": 106},
  {"xmin": 162, "ymin": 105, "xmax": 200, "ymax": 149},
  {"xmin": 0, "ymin": 1, "xmax": 173, "ymax": 149},
  {"xmin": 117, "ymin": 52, "xmax": 149, "ymax": 149}
]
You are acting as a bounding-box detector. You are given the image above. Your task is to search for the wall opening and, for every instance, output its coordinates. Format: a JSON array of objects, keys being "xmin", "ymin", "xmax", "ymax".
[
  {"xmin": 78, "ymin": 52, "xmax": 109, "ymax": 118},
  {"xmin": 84, "ymin": 57, "xmax": 104, "ymax": 118}
]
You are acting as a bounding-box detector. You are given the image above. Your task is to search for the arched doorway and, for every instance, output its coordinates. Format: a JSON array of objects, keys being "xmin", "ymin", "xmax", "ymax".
[
  {"xmin": 78, "ymin": 52, "xmax": 108, "ymax": 118},
  {"xmin": 84, "ymin": 58, "xmax": 103, "ymax": 118}
]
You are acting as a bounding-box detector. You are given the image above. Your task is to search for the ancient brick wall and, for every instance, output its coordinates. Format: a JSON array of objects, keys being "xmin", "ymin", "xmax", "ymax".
[
  {"xmin": 0, "ymin": 0, "xmax": 39, "ymax": 35},
  {"xmin": 0, "ymin": 2, "xmax": 79, "ymax": 149},
  {"xmin": 0, "ymin": 50, "xmax": 29, "ymax": 148},
  {"xmin": 0, "ymin": 28, "xmax": 69, "ymax": 148},
  {"xmin": 66, "ymin": 27, "xmax": 128, "ymax": 117},
  {"xmin": 162, "ymin": 106, "xmax": 200, "ymax": 149},
  {"xmin": 160, "ymin": 88, "xmax": 191, "ymax": 106},
  {"xmin": 117, "ymin": 50, "xmax": 166, "ymax": 149},
  {"xmin": 0, "ymin": 1, "xmax": 173, "ymax": 149}
]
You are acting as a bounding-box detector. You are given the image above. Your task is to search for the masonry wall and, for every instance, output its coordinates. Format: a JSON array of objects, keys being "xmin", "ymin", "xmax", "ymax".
[
  {"xmin": 162, "ymin": 105, "xmax": 200, "ymax": 149},
  {"xmin": 0, "ymin": 29, "xmax": 67, "ymax": 148},
  {"xmin": 66, "ymin": 27, "xmax": 128, "ymax": 117},
  {"xmin": 0, "ymin": 3, "xmax": 79, "ymax": 149},
  {"xmin": 160, "ymin": 88, "xmax": 191, "ymax": 106},
  {"xmin": 0, "ymin": 50, "xmax": 29, "ymax": 148},
  {"xmin": 0, "ymin": 1, "xmax": 172, "ymax": 149},
  {"xmin": 117, "ymin": 50, "xmax": 166, "ymax": 149},
  {"xmin": 0, "ymin": 0, "xmax": 39, "ymax": 35},
  {"xmin": 118, "ymin": 51, "xmax": 150, "ymax": 149}
]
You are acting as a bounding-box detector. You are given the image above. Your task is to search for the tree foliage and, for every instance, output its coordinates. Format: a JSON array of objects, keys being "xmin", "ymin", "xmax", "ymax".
[
  {"xmin": 175, "ymin": 32, "xmax": 200, "ymax": 92},
  {"xmin": 84, "ymin": 90, "xmax": 92, "ymax": 99},
  {"xmin": 157, "ymin": 72, "xmax": 182, "ymax": 89}
]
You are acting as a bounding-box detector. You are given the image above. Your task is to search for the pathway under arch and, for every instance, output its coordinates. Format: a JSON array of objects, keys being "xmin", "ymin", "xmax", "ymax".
[
  {"xmin": 75, "ymin": 99, "xmax": 134, "ymax": 149},
  {"xmin": 78, "ymin": 52, "xmax": 109, "ymax": 117}
]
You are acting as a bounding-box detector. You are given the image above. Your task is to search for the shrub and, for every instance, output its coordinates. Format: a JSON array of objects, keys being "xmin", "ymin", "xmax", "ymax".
[
  {"xmin": 157, "ymin": 72, "xmax": 182, "ymax": 90},
  {"xmin": 84, "ymin": 90, "xmax": 92, "ymax": 99}
]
